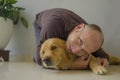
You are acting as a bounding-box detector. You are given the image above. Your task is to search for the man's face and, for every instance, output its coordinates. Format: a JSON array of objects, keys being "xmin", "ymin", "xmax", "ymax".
[{"xmin": 66, "ymin": 24, "xmax": 103, "ymax": 56}]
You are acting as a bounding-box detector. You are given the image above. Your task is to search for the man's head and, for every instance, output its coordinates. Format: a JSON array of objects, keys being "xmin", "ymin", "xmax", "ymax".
[{"xmin": 66, "ymin": 23, "xmax": 104, "ymax": 56}]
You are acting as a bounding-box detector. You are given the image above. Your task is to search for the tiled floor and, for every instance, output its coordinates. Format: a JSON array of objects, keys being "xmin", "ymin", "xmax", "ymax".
[{"xmin": 0, "ymin": 62, "xmax": 120, "ymax": 80}]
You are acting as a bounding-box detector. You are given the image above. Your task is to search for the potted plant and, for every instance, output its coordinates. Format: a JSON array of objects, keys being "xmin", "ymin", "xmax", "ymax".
[{"xmin": 0, "ymin": 0, "xmax": 28, "ymax": 50}]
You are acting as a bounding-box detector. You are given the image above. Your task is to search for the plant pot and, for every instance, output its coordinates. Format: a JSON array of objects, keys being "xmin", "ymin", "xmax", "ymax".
[{"xmin": 0, "ymin": 16, "xmax": 14, "ymax": 50}]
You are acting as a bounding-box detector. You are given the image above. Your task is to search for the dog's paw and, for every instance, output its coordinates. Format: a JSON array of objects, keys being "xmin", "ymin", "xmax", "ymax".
[{"xmin": 92, "ymin": 66, "xmax": 107, "ymax": 75}]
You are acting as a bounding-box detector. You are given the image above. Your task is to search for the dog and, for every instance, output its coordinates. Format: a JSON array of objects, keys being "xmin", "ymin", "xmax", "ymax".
[{"xmin": 40, "ymin": 38, "xmax": 120, "ymax": 75}]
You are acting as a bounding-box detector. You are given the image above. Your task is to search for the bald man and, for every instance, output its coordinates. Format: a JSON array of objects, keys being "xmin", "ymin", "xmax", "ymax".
[{"xmin": 33, "ymin": 8, "xmax": 109, "ymax": 68}]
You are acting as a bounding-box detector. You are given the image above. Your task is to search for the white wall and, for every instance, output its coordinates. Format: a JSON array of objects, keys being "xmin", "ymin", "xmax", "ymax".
[{"xmin": 6, "ymin": 0, "xmax": 120, "ymax": 57}]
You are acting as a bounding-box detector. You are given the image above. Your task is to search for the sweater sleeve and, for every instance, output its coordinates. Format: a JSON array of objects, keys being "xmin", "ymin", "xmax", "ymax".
[{"xmin": 92, "ymin": 48, "xmax": 109, "ymax": 60}]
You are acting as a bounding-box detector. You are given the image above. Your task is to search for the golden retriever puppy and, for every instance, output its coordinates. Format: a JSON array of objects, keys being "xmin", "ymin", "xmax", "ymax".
[{"xmin": 40, "ymin": 38, "xmax": 120, "ymax": 75}]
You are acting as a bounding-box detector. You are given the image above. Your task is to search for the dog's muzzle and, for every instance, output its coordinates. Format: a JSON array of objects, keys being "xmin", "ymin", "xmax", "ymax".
[{"xmin": 43, "ymin": 57, "xmax": 53, "ymax": 66}]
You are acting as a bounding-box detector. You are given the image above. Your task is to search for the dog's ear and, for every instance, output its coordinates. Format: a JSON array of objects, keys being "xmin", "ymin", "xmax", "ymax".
[
  {"xmin": 58, "ymin": 41, "xmax": 70, "ymax": 55},
  {"xmin": 53, "ymin": 38, "xmax": 66, "ymax": 49},
  {"xmin": 60, "ymin": 42, "xmax": 66, "ymax": 49}
]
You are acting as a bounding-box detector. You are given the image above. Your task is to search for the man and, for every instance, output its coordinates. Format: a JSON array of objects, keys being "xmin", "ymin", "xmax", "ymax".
[{"xmin": 33, "ymin": 8, "xmax": 109, "ymax": 69}]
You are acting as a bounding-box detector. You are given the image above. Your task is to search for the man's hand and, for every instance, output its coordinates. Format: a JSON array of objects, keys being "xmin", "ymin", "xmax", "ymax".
[{"xmin": 98, "ymin": 58, "xmax": 109, "ymax": 67}]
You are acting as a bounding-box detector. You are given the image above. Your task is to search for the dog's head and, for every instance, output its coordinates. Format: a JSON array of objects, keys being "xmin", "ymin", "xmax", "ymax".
[{"xmin": 40, "ymin": 38, "xmax": 70, "ymax": 68}]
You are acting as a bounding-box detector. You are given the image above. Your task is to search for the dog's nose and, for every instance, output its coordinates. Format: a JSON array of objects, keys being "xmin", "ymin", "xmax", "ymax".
[{"xmin": 43, "ymin": 57, "xmax": 51, "ymax": 65}]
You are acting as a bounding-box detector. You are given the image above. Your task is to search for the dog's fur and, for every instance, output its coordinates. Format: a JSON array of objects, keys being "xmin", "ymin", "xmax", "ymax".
[{"xmin": 40, "ymin": 38, "xmax": 120, "ymax": 75}]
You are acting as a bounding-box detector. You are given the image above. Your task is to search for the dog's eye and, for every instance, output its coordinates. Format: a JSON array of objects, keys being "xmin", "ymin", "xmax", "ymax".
[{"xmin": 51, "ymin": 46, "xmax": 57, "ymax": 50}]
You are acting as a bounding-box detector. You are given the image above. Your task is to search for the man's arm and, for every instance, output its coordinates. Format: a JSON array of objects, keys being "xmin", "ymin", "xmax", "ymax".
[
  {"xmin": 92, "ymin": 48, "xmax": 109, "ymax": 67},
  {"xmin": 69, "ymin": 57, "xmax": 90, "ymax": 69},
  {"xmin": 92, "ymin": 48, "xmax": 109, "ymax": 60}
]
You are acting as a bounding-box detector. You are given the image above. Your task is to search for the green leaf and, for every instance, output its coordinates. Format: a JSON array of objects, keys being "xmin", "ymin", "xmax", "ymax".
[
  {"xmin": 0, "ymin": 0, "xmax": 4, "ymax": 4},
  {"xmin": 12, "ymin": 11, "xmax": 19, "ymax": 24},
  {"xmin": 15, "ymin": 7, "xmax": 25, "ymax": 11},
  {"xmin": 6, "ymin": 0, "xmax": 17, "ymax": 4},
  {"xmin": 20, "ymin": 17, "xmax": 28, "ymax": 28},
  {"xmin": 0, "ymin": 0, "xmax": 28, "ymax": 28}
]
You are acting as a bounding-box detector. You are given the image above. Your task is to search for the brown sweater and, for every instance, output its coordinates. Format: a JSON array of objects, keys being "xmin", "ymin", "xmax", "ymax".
[{"xmin": 35, "ymin": 8, "xmax": 109, "ymax": 60}]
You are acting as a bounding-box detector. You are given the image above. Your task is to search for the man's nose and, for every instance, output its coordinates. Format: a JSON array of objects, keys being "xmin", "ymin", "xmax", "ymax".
[{"xmin": 72, "ymin": 46, "xmax": 82, "ymax": 53}]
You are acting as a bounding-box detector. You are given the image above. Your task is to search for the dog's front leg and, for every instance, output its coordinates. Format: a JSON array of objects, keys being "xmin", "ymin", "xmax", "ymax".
[{"xmin": 89, "ymin": 55, "xmax": 107, "ymax": 75}]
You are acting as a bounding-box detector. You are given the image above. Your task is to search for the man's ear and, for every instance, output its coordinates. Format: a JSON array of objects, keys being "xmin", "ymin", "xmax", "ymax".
[{"xmin": 74, "ymin": 23, "xmax": 85, "ymax": 30}]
